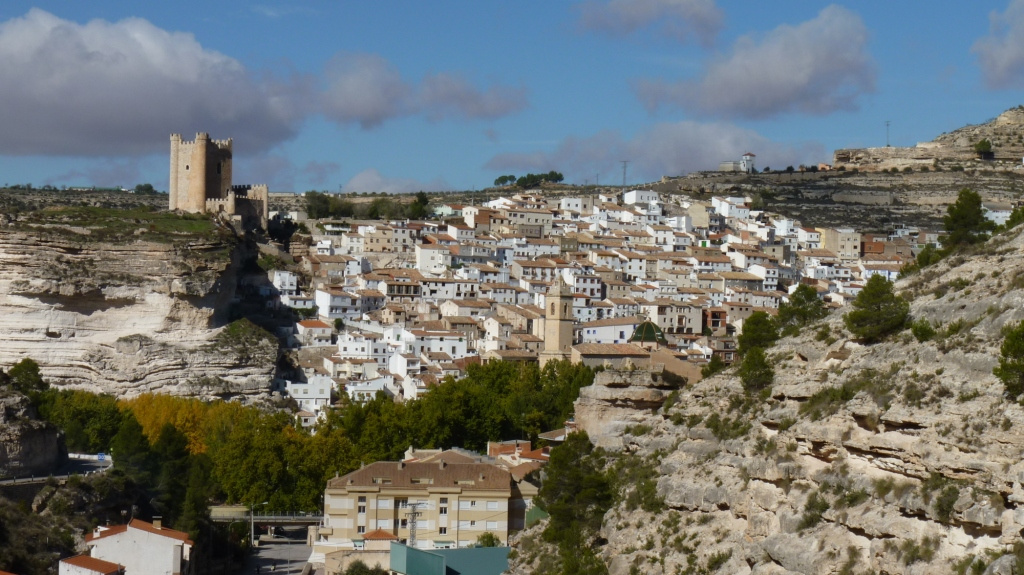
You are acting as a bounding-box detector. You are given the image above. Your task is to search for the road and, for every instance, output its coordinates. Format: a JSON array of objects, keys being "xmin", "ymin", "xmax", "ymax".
[
  {"xmin": 241, "ymin": 531, "xmax": 312, "ymax": 575},
  {"xmin": 0, "ymin": 453, "xmax": 112, "ymax": 486}
]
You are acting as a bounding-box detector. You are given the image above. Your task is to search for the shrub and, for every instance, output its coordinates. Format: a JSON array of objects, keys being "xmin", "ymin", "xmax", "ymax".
[
  {"xmin": 799, "ymin": 491, "xmax": 830, "ymax": 530},
  {"xmin": 911, "ymin": 318, "xmax": 936, "ymax": 342}
]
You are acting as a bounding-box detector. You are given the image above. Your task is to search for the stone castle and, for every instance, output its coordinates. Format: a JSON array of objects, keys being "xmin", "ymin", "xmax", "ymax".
[{"xmin": 169, "ymin": 133, "xmax": 268, "ymax": 228}]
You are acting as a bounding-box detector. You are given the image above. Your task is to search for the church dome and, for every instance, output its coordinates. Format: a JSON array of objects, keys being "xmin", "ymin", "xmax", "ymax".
[{"xmin": 629, "ymin": 320, "xmax": 668, "ymax": 345}]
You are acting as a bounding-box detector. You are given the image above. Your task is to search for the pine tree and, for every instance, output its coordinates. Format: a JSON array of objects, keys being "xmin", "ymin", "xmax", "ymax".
[{"xmin": 843, "ymin": 275, "xmax": 909, "ymax": 343}]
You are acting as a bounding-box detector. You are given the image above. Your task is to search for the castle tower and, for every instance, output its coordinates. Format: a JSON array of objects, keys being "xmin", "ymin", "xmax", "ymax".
[
  {"xmin": 540, "ymin": 276, "xmax": 574, "ymax": 367},
  {"xmin": 169, "ymin": 133, "xmax": 233, "ymax": 213}
]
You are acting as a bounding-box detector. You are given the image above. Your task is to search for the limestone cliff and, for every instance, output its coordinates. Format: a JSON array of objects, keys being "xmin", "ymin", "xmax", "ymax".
[
  {"xmin": 0, "ymin": 211, "xmax": 276, "ymax": 399},
  {"xmin": 515, "ymin": 227, "xmax": 1024, "ymax": 574}
]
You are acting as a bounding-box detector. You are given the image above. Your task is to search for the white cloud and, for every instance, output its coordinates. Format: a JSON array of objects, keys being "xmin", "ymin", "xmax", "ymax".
[
  {"xmin": 577, "ymin": 0, "xmax": 723, "ymax": 46},
  {"xmin": 634, "ymin": 5, "xmax": 875, "ymax": 118},
  {"xmin": 419, "ymin": 73, "xmax": 527, "ymax": 121},
  {"xmin": 0, "ymin": 10, "xmax": 527, "ymax": 158},
  {"xmin": 343, "ymin": 169, "xmax": 450, "ymax": 195},
  {"xmin": 320, "ymin": 53, "xmax": 527, "ymax": 128},
  {"xmin": 321, "ymin": 53, "xmax": 412, "ymax": 129},
  {"xmin": 0, "ymin": 9, "xmax": 307, "ymax": 156},
  {"xmin": 973, "ymin": 0, "xmax": 1024, "ymax": 89},
  {"xmin": 485, "ymin": 121, "xmax": 821, "ymax": 182}
]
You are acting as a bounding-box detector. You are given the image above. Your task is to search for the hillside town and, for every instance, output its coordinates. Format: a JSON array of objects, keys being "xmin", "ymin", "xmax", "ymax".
[{"xmin": 266, "ymin": 180, "xmax": 1011, "ymax": 428}]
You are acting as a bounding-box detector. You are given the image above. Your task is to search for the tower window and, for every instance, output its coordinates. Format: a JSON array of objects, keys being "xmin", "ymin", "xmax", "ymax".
[
  {"xmin": 217, "ymin": 162, "xmax": 222, "ymax": 174},
  {"xmin": 185, "ymin": 165, "xmax": 190, "ymax": 171}
]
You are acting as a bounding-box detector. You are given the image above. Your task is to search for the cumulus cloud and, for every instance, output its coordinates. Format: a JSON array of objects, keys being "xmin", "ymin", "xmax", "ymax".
[
  {"xmin": 343, "ymin": 169, "xmax": 450, "ymax": 195},
  {"xmin": 0, "ymin": 9, "xmax": 308, "ymax": 156},
  {"xmin": 634, "ymin": 5, "xmax": 875, "ymax": 119},
  {"xmin": 973, "ymin": 0, "xmax": 1024, "ymax": 89},
  {"xmin": 0, "ymin": 10, "xmax": 527, "ymax": 158},
  {"xmin": 485, "ymin": 121, "xmax": 821, "ymax": 182},
  {"xmin": 577, "ymin": 0, "xmax": 723, "ymax": 46},
  {"xmin": 320, "ymin": 53, "xmax": 527, "ymax": 127}
]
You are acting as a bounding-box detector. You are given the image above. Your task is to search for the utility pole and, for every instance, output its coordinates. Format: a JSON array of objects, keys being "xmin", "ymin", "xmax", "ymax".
[
  {"xmin": 407, "ymin": 503, "xmax": 423, "ymax": 548},
  {"xmin": 620, "ymin": 160, "xmax": 629, "ymax": 188},
  {"xmin": 886, "ymin": 120, "xmax": 890, "ymax": 147}
]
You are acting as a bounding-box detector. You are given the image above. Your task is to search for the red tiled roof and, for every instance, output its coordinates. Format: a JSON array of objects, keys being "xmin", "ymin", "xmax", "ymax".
[
  {"xmin": 60, "ymin": 555, "xmax": 123, "ymax": 575},
  {"xmin": 363, "ymin": 529, "xmax": 400, "ymax": 541},
  {"xmin": 87, "ymin": 519, "xmax": 193, "ymax": 546}
]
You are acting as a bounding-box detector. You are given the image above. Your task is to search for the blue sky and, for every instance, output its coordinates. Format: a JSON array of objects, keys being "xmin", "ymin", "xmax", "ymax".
[{"xmin": 0, "ymin": 1, "xmax": 1023, "ymax": 193}]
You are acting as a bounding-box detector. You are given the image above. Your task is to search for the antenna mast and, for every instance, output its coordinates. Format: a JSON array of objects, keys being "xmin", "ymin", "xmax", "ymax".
[{"xmin": 620, "ymin": 161, "xmax": 629, "ymax": 187}]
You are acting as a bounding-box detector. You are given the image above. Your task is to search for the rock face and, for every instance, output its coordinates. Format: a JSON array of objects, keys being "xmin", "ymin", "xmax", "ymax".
[
  {"xmin": 540, "ymin": 226, "xmax": 1024, "ymax": 574},
  {"xmin": 0, "ymin": 226, "xmax": 276, "ymax": 398},
  {"xmin": 0, "ymin": 392, "xmax": 66, "ymax": 477}
]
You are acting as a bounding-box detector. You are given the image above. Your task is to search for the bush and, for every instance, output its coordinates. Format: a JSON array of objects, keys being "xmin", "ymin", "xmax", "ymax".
[
  {"xmin": 911, "ymin": 318, "xmax": 936, "ymax": 342},
  {"xmin": 701, "ymin": 355, "xmax": 727, "ymax": 378},
  {"xmin": 799, "ymin": 491, "xmax": 830, "ymax": 530}
]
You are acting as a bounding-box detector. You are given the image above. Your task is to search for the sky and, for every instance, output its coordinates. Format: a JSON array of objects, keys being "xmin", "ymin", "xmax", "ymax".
[{"xmin": 1, "ymin": 1, "xmax": 1024, "ymax": 194}]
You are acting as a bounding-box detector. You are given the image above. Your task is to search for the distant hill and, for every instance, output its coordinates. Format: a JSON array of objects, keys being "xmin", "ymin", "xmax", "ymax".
[{"xmin": 835, "ymin": 106, "xmax": 1024, "ymax": 171}]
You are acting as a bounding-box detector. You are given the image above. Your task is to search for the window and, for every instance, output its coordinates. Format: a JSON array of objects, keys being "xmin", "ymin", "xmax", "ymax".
[
  {"xmin": 439, "ymin": 527, "xmax": 447, "ymax": 535},
  {"xmin": 486, "ymin": 501, "xmax": 498, "ymax": 511},
  {"xmin": 486, "ymin": 521, "xmax": 498, "ymax": 530},
  {"xmin": 400, "ymin": 519, "xmax": 408, "ymax": 528},
  {"xmin": 357, "ymin": 526, "xmax": 365, "ymax": 534},
  {"xmin": 358, "ymin": 496, "xmax": 366, "ymax": 514}
]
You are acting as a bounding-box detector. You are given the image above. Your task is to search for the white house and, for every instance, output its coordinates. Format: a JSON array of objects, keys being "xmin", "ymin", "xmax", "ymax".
[
  {"xmin": 271, "ymin": 270, "xmax": 299, "ymax": 296},
  {"xmin": 85, "ymin": 519, "xmax": 192, "ymax": 575},
  {"xmin": 579, "ymin": 316, "xmax": 644, "ymax": 344},
  {"xmin": 296, "ymin": 319, "xmax": 334, "ymax": 347},
  {"xmin": 286, "ymin": 374, "xmax": 334, "ymax": 415},
  {"xmin": 623, "ymin": 190, "xmax": 660, "ymax": 205}
]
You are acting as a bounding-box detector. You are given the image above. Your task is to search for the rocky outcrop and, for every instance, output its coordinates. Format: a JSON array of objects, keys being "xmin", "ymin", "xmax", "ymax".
[
  {"xmin": 0, "ymin": 393, "xmax": 65, "ymax": 477},
  {"xmin": 517, "ymin": 226, "xmax": 1024, "ymax": 575},
  {"xmin": 0, "ymin": 224, "xmax": 276, "ymax": 399},
  {"xmin": 575, "ymin": 368, "xmax": 675, "ymax": 450}
]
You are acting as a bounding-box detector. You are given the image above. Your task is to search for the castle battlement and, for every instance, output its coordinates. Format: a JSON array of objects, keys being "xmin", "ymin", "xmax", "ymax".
[{"xmin": 170, "ymin": 134, "xmax": 266, "ymax": 228}]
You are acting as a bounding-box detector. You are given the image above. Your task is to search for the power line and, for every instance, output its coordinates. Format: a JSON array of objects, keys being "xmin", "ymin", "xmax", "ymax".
[{"xmin": 406, "ymin": 503, "xmax": 423, "ymax": 547}]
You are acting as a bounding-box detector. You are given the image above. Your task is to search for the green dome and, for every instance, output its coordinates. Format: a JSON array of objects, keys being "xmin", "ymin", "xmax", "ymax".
[{"xmin": 629, "ymin": 320, "xmax": 668, "ymax": 345}]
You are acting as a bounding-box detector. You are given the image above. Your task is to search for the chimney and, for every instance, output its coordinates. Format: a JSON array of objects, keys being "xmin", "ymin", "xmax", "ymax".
[
  {"xmin": 439, "ymin": 461, "xmax": 446, "ymax": 470},
  {"xmin": 152, "ymin": 516, "xmax": 162, "ymax": 529}
]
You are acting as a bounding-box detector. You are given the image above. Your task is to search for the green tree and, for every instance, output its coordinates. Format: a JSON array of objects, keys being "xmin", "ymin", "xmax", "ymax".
[
  {"xmin": 974, "ymin": 139, "xmax": 992, "ymax": 155},
  {"xmin": 134, "ymin": 183, "xmax": 156, "ymax": 194},
  {"xmin": 536, "ymin": 432, "xmax": 612, "ymax": 543},
  {"xmin": 843, "ymin": 275, "xmax": 909, "ymax": 343},
  {"xmin": 738, "ymin": 311, "xmax": 779, "ymax": 354},
  {"xmin": 943, "ymin": 188, "xmax": 994, "ymax": 247},
  {"xmin": 995, "ymin": 321, "xmax": 1024, "ymax": 399},
  {"xmin": 737, "ymin": 347, "xmax": 774, "ymax": 392},
  {"xmin": 778, "ymin": 284, "xmax": 827, "ymax": 336},
  {"xmin": 6, "ymin": 358, "xmax": 47, "ymax": 396},
  {"xmin": 475, "ymin": 532, "xmax": 501, "ymax": 547},
  {"xmin": 701, "ymin": 355, "xmax": 727, "ymax": 378}
]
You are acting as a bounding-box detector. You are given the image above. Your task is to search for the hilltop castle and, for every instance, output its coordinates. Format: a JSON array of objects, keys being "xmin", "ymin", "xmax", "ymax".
[{"xmin": 169, "ymin": 133, "xmax": 268, "ymax": 228}]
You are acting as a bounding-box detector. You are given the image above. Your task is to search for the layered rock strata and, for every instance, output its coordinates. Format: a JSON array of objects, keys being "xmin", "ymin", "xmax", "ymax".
[{"xmin": 0, "ymin": 228, "xmax": 275, "ymax": 398}]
